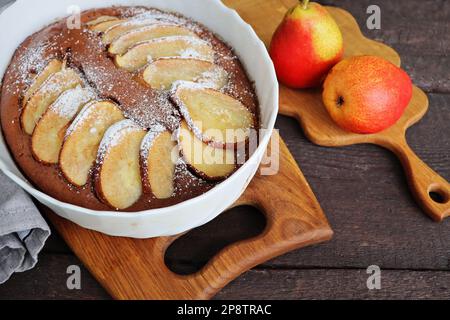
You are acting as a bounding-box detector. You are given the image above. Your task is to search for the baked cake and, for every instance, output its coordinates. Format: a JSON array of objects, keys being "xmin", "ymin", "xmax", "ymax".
[{"xmin": 0, "ymin": 7, "xmax": 259, "ymax": 211}]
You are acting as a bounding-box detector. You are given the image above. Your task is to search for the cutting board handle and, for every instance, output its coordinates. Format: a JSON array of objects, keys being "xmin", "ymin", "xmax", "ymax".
[
  {"xmin": 169, "ymin": 133, "xmax": 333, "ymax": 299},
  {"xmin": 46, "ymin": 132, "xmax": 332, "ymax": 300},
  {"xmin": 379, "ymin": 135, "xmax": 450, "ymax": 221}
]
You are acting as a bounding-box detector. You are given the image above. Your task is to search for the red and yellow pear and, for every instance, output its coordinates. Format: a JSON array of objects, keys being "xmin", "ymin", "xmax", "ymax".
[
  {"xmin": 322, "ymin": 55, "xmax": 413, "ymax": 134},
  {"xmin": 269, "ymin": 0, "xmax": 344, "ymax": 88}
]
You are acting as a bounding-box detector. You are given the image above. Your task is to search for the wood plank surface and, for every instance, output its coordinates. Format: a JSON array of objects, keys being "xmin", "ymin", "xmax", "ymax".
[
  {"xmin": 0, "ymin": 0, "xmax": 449, "ymax": 299},
  {"xmin": 216, "ymin": 269, "xmax": 450, "ymax": 300},
  {"xmin": 320, "ymin": 0, "xmax": 450, "ymax": 93},
  {"xmin": 1, "ymin": 254, "xmax": 450, "ymax": 300}
]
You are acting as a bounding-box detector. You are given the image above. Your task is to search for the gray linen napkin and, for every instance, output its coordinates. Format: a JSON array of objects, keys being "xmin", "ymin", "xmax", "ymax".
[
  {"xmin": 0, "ymin": 0, "xmax": 14, "ymax": 12},
  {"xmin": 0, "ymin": 170, "xmax": 51, "ymax": 284}
]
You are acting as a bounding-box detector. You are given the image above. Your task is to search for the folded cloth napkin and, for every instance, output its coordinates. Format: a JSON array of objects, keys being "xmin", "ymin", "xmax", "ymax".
[
  {"xmin": 0, "ymin": 0, "xmax": 14, "ymax": 9},
  {"xmin": 0, "ymin": 0, "xmax": 14, "ymax": 14},
  {"xmin": 0, "ymin": 170, "xmax": 51, "ymax": 284}
]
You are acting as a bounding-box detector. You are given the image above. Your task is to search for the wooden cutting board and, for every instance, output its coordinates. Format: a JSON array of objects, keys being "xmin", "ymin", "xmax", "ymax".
[
  {"xmin": 45, "ymin": 132, "xmax": 333, "ymax": 299},
  {"xmin": 224, "ymin": 0, "xmax": 449, "ymax": 221}
]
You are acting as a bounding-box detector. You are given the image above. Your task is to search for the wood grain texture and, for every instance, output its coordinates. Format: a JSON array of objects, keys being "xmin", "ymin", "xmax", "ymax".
[
  {"xmin": 215, "ymin": 268, "xmax": 450, "ymax": 300},
  {"xmin": 319, "ymin": 0, "xmax": 450, "ymax": 94},
  {"xmin": 0, "ymin": 254, "xmax": 110, "ymax": 300},
  {"xmin": 224, "ymin": 0, "xmax": 449, "ymax": 221},
  {"xmin": 2, "ymin": 254, "xmax": 450, "ymax": 300},
  {"xmin": 44, "ymin": 132, "xmax": 332, "ymax": 300}
]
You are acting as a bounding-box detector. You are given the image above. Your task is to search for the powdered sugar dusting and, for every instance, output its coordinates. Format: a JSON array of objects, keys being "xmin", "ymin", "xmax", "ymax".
[
  {"xmin": 64, "ymin": 101, "xmax": 97, "ymax": 138},
  {"xmin": 82, "ymin": 64, "xmax": 118, "ymax": 93},
  {"xmin": 121, "ymin": 7, "xmax": 203, "ymax": 34},
  {"xmin": 30, "ymin": 68, "xmax": 81, "ymax": 102},
  {"xmin": 96, "ymin": 119, "xmax": 143, "ymax": 162},
  {"xmin": 64, "ymin": 100, "xmax": 121, "ymax": 138},
  {"xmin": 145, "ymin": 57, "xmax": 229, "ymax": 90},
  {"xmin": 171, "ymin": 79, "xmax": 216, "ymax": 93},
  {"xmin": 49, "ymin": 86, "xmax": 97, "ymax": 118},
  {"xmin": 5, "ymin": 46, "xmax": 50, "ymax": 96},
  {"xmin": 170, "ymin": 81, "xmax": 254, "ymax": 144},
  {"xmin": 122, "ymin": 90, "xmax": 180, "ymax": 131},
  {"xmin": 196, "ymin": 66, "xmax": 229, "ymax": 89},
  {"xmin": 14, "ymin": 43, "xmax": 50, "ymax": 85},
  {"xmin": 99, "ymin": 9, "xmax": 204, "ymax": 43},
  {"xmin": 131, "ymin": 10, "xmax": 184, "ymax": 24},
  {"xmin": 173, "ymin": 158, "xmax": 208, "ymax": 195},
  {"xmin": 113, "ymin": 23, "xmax": 189, "ymax": 40},
  {"xmin": 153, "ymin": 35, "xmax": 210, "ymax": 47},
  {"xmin": 179, "ymin": 48, "xmax": 201, "ymax": 59},
  {"xmin": 135, "ymin": 36, "xmax": 213, "ymax": 62},
  {"xmin": 170, "ymin": 81, "xmax": 211, "ymax": 140},
  {"xmin": 104, "ymin": 17, "xmax": 166, "ymax": 33},
  {"xmin": 140, "ymin": 123, "xmax": 167, "ymax": 164},
  {"xmin": 5, "ymin": 29, "xmax": 72, "ymax": 97}
]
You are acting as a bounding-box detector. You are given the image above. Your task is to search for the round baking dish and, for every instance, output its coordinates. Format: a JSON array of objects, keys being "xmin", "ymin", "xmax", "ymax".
[{"xmin": 0, "ymin": 0, "xmax": 278, "ymax": 238}]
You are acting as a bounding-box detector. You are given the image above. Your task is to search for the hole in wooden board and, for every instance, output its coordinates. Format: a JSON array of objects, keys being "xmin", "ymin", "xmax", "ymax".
[
  {"xmin": 429, "ymin": 190, "xmax": 448, "ymax": 204},
  {"xmin": 428, "ymin": 184, "xmax": 449, "ymax": 204},
  {"xmin": 165, "ymin": 206, "xmax": 267, "ymax": 275}
]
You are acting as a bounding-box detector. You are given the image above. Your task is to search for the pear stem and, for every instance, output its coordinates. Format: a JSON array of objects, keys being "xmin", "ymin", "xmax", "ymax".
[{"xmin": 300, "ymin": 0, "xmax": 310, "ymax": 9}]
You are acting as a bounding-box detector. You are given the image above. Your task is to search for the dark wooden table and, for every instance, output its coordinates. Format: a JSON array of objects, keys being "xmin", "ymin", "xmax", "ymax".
[{"xmin": 0, "ymin": 0, "xmax": 449, "ymax": 300}]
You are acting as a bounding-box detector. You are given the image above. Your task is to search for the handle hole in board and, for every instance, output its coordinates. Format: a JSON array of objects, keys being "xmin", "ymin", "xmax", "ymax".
[
  {"xmin": 164, "ymin": 206, "xmax": 266, "ymax": 275},
  {"xmin": 428, "ymin": 185, "xmax": 449, "ymax": 204}
]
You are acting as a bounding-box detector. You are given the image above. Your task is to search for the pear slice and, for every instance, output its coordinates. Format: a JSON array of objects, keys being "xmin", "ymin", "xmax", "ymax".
[
  {"xmin": 22, "ymin": 59, "xmax": 63, "ymax": 108},
  {"xmin": 172, "ymin": 83, "xmax": 256, "ymax": 148},
  {"xmin": 89, "ymin": 18, "xmax": 127, "ymax": 33},
  {"xmin": 21, "ymin": 68, "xmax": 83, "ymax": 135},
  {"xmin": 140, "ymin": 125, "xmax": 177, "ymax": 199},
  {"xmin": 142, "ymin": 58, "xmax": 228, "ymax": 90},
  {"xmin": 59, "ymin": 101, "xmax": 124, "ymax": 187},
  {"xmin": 95, "ymin": 120, "xmax": 146, "ymax": 210},
  {"xmin": 109, "ymin": 24, "xmax": 198, "ymax": 55},
  {"xmin": 31, "ymin": 86, "xmax": 97, "ymax": 164},
  {"xmin": 102, "ymin": 19, "xmax": 160, "ymax": 44},
  {"xmin": 86, "ymin": 15, "xmax": 119, "ymax": 26},
  {"xmin": 178, "ymin": 121, "xmax": 235, "ymax": 181},
  {"xmin": 115, "ymin": 36, "xmax": 214, "ymax": 72}
]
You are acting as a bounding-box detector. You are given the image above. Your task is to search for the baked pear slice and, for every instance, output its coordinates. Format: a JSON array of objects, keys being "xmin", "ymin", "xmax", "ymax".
[
  {"xmin": 89, "ymin": 18, "xmax": 127, "ymax": 33},
  {"xmin": 142, "ymin": 58, "xmax": 228, "ymax": 90},
  {"xmin": 102, "ymin": 19, "xmax": 158, "ymax": 44},
  {"xmin": 86, "ymin": 15, "xmax": 119, "ymax": 27},
  {"xmin": 109, "ymin": 24, "xmax": 198, "ymax": 55},
  {"xmin": 22, "ymin": 59, "xmax": 63, "ymax": 108},
  {"xmin": 178, "ymin": 121, "xmax": 236, "ymax": 181},
  {"xmin": 59, "ymin": 101, "xmax": 124, "ymax": 187},
  {"xmin": 21, "ymin": 67, "xmax": 83, "ymax": 135},
  {"xmin": 31, "ymin": 86, "xmax": 97, "ymax": 164},
  {"xmin": 172, "ymin": 83, "xmax": 256, "ymax": 148},
  {"xmin": 115, "ymin": 36, "xmax": 214, "ymax": 72},
  {"xmin": 95, "ymin": 120, "xmax": 146, "ymax": 210},
  {"xmin": 140, "ymin": 125, "xmax": 177, "ymax": 199}
]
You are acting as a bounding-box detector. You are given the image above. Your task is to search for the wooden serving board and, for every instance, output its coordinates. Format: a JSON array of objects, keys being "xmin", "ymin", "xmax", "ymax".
[
  {"xmin": 224, "ymin": 0, "xmax": 450, "ymax": 221},
  {"xmin": 45, "ymin": 132, "xmax": 333, "ymax": 299}
]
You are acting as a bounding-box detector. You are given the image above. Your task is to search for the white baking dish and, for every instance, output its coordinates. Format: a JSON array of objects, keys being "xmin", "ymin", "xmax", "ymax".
[{"xmin": 0, "ymin": 0, "xmax": 278, "ymax": 238}]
